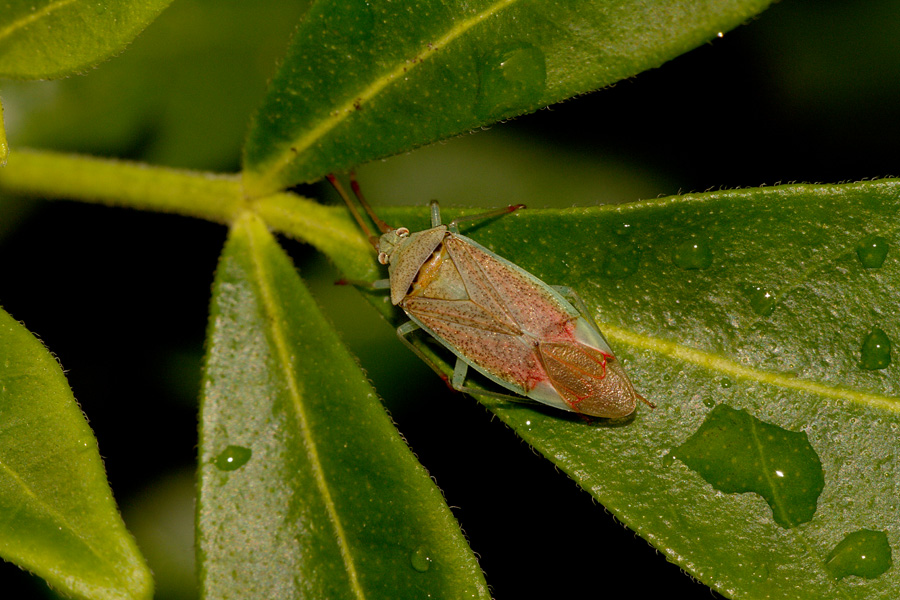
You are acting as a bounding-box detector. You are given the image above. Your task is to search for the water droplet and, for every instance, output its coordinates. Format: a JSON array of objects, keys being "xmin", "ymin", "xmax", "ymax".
[
  {"xmin": 661, "ymin": 453, "xmax": 675, "ymax": 467},
  {"xmin": 410, "ymin": 546, "xmax": 432, "ymax": 572},
  {"xmin": 747, "ymin": 285, "xmax": 778, "ymax": 316},
  {"xmin": 673, "ymin": 404, "xmax": 824, "ymax": 528},
  {"xmin": 214, "ymin": 445, "xmax": 252, "ymax": 471},
  {"xmin": 720, "ymin": 377, "xmax": 733, "ymax": 389},
  {"xmin": 856, "ymin": 236, "xmax": 889, "ymax": 269},
  {"xmin": 825, "ymin": 529, "xmax": 892, "ymax": 580},
  {"xmin": 702, "ymin": 397, "xmax": 715, "ymax": 408},
  {"xmin": 860, "ymin": 327, "xmax": 892, "ymax": 370},
  {"xmin": 474, "ymin": 44, "xmax": 547, "ymax": 120},
  {"xmin": 672, "ymin": 239, "xmax": 712, "ymax": 270}
]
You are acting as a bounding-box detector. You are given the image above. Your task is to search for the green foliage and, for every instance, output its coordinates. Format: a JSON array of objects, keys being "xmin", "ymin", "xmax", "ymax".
[
  {"xmin": 358, "ymin": 182, "xmax": 900, "ymax": 598},
  {"xmin": 0, "ymin": 0, "xmax": 174, "ymax": 79},
  {"xmin": 197, "ymin": 214, "xmax": 488, "ymax": 599},
  {"xmin": 242, "ymin": 0, "xmax": 773, "ymax": 195},
  {"xmin": 0, "ymin": 308, "xmax": 152, "ymax": 600},
  {"xmin": 1, "ymin": 1, "xmax": 898, "ymax": 600}
]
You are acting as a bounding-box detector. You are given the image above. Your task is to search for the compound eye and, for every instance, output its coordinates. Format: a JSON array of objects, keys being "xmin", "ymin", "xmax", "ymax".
[
  {"xmin": 378, "ymin": 252, "xmax": 389, "ymax": 265},
  {"xmin": 396, "ymin": 227, "xmax": 410, "ymax": 237}
]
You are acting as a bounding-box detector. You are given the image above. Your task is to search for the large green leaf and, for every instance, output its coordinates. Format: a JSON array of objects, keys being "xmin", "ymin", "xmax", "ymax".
[
  {"xmin": 0, "ymin": 0, "xmax": 173, "ymax": 79},
  {"xmin": 289, "ymin": 180, "xmax": 900, "ymax": 599},
  {"xmin": 242, "ymin": 0, "xmax": 774, "ymax": 196},
  {"xmin": 0, "ymin": 307, "xmax": 153, "ymax": 600},
  {"xmin": 197, "ymin": 213, "xmax": 489, "ymax": 600}
]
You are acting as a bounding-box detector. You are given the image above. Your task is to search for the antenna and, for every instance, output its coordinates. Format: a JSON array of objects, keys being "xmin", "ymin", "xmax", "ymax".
[
  {"xmin": 326, "ymin": 174, "xmax": 381, "ymax": 249},
  {"xmin": 349, "ymin": 172, "xmax": 392, "ymax": 234}
]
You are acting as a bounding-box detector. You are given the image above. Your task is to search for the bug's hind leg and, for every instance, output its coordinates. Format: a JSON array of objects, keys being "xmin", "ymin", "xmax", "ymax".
[{"xmin": 397, "ymin": 321, "xmax": 550, "ymax": 408}]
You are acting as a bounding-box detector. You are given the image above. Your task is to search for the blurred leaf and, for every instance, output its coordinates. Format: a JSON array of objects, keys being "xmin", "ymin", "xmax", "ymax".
[
  {"xmin": 197, "ymin": 213, "xmax": 489, "ymax": 600},
  {"xmin": 3, "ymin": 0, "xmax": 310, "ymax": 170},
  {"xmin": 0, "ymin": 0, "xmax": 173, "ymax": 79},
  {"xmin": 0, "ymin": 98, "xmax": 7, "ymax": 166},
  {"xmin": 0, "ymin": 307, "xmax": 152, "ymax": 600},
  {"xmin": 242, "ymin": 0, "xmax": 774, "ymax": 196},
  {"xmin": 308, "ymin": 180, "xmax": 900, "ymax": 599}
]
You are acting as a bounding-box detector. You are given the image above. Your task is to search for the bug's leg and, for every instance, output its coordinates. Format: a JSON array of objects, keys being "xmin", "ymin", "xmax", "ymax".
[
  {"xmin": 446, "ymin": 204, "xmax": 526, "ymax": 234},
  {"xmin": 451, "ymin": 356, "xmax": 469, "ymax": 390},
  {"xmin": 429, "ymin": 200, "xmax": 443, "ymax": 227},
  {"xmin": 336, "ymin": 277, "xmax": 391, "ymax": 291},
  {"xmin": 397, "ymin": 322, "xmax": 558, "ymax": 408},
  {"xmin": 396, "ymin": 321, "xmax": 456, "ymax": 388},
  {"xmin": 450, "ymin": 357, "xmax": 554, "ymax": 409}
]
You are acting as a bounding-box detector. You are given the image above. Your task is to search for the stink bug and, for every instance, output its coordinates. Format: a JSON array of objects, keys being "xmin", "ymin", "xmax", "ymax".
[{"xmin": 329, "ymin": 174, "xmax": 651, "ymax": 418}]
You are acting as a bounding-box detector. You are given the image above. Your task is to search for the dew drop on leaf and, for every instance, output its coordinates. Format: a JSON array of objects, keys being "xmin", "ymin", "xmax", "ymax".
[
  {"xmin": 673, "ymin": 404, "xmax": 824, "ymax": 528},
  {"xmin": 409, "ymin": 545, "xmax": 433, "ymax": 572},
  {"xmin": 214, "ymin": 445, "xmax": 253, "ymax": 471},
  {"xmin": 747, "ymin": 285, "xmax": 778, "ymax": 316},
  {"xmin": 474, "ymin": 44, "xmax": 546, "ymax": 120},
  {"xmin": 825, "ymin": 529, "xmax": 892, "ymax": 580},
  {"xmin": 856, "ymin": 235, "xmax": 889, "ymax": 269},
  {"xmin": 671, "ymin": 239, "xmax": 712, "ymax": 270},
  {"xmin": 860, "ymin": 327, "xmax": 892, "ymax": 370}
]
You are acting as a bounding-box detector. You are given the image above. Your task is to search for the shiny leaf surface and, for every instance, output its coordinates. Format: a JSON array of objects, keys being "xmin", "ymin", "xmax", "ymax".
[
  {"xmin": 0, "ymin": 307, "xmax": 152, "ymax": 600},
  {"xmin": 0, "ymin": 0, "xmax": 173, "ymax": 78},
  {"xmin": 304, "ymin": 180, "xmax": 900, "ymax": 599},
  {"xmin": 242, "ymin": 0, "xmax": 773, "ymax": 195},
  {"xmin": 197, "ymin": 213, "xmax": 489, "ymax": 600}
]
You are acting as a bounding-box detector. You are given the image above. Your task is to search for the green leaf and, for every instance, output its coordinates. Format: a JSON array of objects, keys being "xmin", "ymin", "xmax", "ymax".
[
  {"xmin": 242, "ymin": 0, "xmax": 774, "ymax": 196},
  {"xmin": 0, "ymin": 98, "xmax": 7, "ymax": 166},
  {"xmin": 0, "ymin": 307, "xmax": 153, "ymax": 600},
  {"xmin": 2, "ymin": 0, "xmax": 308, "ymax": 170},
  {"xmin": 197, "ymin": 212, "xmax": 489, "ymax": 600},
  {"xmin": 0, "ymin": 0, "xmax": 174, "ymax": 79},
  {"xmin": 309, "ymin": 180, "xmax": 900, "ymax": 599}
]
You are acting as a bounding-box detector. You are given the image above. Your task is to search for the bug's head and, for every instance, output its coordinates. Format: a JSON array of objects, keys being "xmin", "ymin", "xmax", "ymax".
[{"xmin": 376, "ymin": 227, "xmax": 410, "ymax": 265}]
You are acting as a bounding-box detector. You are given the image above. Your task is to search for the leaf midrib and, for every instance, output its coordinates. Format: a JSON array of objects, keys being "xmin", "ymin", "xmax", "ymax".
[
  {"xmin": 243, "ymin": 215, "xmax": 366, "ymax": 600},
  {"xmin": 0, "ymin": 456, "xmax": 121, "ymax": 580},
  {"xmin": 600, "ymin": 322, "xmax": 900, "ymax": 412},
  {"xmin": 0, "ymin": 0, "xmax": 78, "ymax": 43},
  {"xmin": 246, "ymin": 0, "xmax": 520, "ymax": 196}
]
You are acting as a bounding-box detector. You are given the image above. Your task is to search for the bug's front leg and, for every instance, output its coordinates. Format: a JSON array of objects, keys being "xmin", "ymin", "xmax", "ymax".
[{"xmin": 336, "ymin": 277, "xmax": 391, "ymax": 291}]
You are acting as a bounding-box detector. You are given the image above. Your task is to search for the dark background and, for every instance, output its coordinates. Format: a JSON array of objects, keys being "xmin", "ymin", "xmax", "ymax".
[{"xmin": 2, "ymin": 0, "xmax": 898, "ymax": 597}]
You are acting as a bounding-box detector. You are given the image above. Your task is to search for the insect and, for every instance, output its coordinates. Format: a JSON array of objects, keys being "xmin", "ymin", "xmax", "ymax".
[{"xmin": 328, "ymin": 174, "xmax": 651, "ymax": 418}]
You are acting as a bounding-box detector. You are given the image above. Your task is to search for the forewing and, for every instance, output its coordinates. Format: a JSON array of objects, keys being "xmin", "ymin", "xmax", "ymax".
[{"xmin": 445, "ymin": 236, "xmax": 575, "ymax": 341}]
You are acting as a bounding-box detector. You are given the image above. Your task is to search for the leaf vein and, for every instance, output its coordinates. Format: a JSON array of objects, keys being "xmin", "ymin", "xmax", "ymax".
[
  {"xmin": 601, "ymin": 323, "xmax": 900, "ymax": 412},
  {"xmin": 243, "ymin": 215, "xmax": 367, "ymax": 600},
  {"xmin": 0, "ymin": 0, "xmax": 79, "ymax": 44},
  {"xmin": 249, "ymin": 0, "xmax": 519, "ymax": 195}
]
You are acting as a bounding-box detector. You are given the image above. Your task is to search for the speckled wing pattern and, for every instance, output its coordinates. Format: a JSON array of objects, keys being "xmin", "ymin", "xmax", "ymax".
[{"xmin": 400, "ymin": 232, "xmax": 612, "ymax": 408}]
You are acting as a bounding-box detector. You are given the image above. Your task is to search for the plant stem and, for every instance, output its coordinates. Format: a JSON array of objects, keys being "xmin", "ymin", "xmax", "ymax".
[
  {"xmin": 0, "ymin": 148, "xmax": 244, "ymax": 223},
  {"xmin": 0, "ymin": 148, "xmax": 377, "ymax": 280}
]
